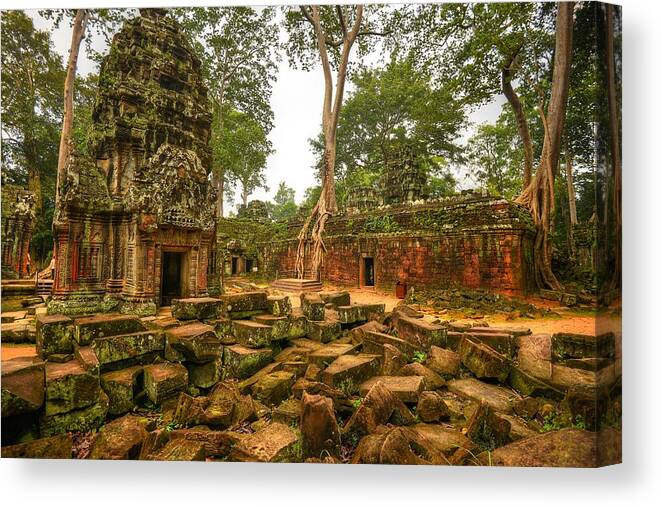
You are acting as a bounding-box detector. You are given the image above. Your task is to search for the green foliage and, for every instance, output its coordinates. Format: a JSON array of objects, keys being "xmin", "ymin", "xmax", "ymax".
[
  {"xmin": 364, "ymin": 215, "xmax": 399, "ymax": 234},
  {"xmin": 269, "ymin": 181, "xmax": 298, "ymax": 222},
  {"xmin": 338, "ymin": 378, "xmax": 358, "ymax": 397},
  {"xmin": 351, "ymin": 398, "xmax": 363, "ymax": 410},
  {"xmin": 412, "ymin": 351, "xmax": 427, "ymax": 364}
]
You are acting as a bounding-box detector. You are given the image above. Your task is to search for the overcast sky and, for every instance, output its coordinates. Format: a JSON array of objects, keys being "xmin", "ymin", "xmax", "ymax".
[{"xmin": 27, "ymin": 2, "xmax": 503, "ymax": 213}]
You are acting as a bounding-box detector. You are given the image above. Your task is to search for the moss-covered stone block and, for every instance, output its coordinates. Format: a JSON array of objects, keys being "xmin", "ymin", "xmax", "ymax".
[
  {"xmin": 165, "ymin": 322, "xmax": 221, "ymax": 362},
  {"xmin": 171, "ymin": 297, "xmax": 222, "ymax": 321},
  {"xmin": 91, "ymin": 329, "xmax": 165, "ymax": 367},
  {"xmin": 187, "ymin": 358, "xmax": 222, "ymax": 388},
  {"xmin": 101, "ymin": 366, "xmax": 143, "ymax": 415},
  {"xmin": 143, "ymin": 362, "xmax": 188, "ymax": 404},
  {"xmin": 233, "ymin": 320, "xmax": 273, "ymax": 348},
  {"xmin": 223, "ymin": 344, "xmax": 272, "ymax": 380},
  {"xmin": 1, "ymin": 356, "xmax": 45, "ymax": 417},
  {"xmin": 40, "ymin": 390, "xmax": 109, "ymax": 437},
  {"xmin": 36, "ymin": 314, "xmax": 73, "ymax": 359},
  {"xmin": 74, "ymin": 314, "xmax": 145, "ymax": 346},
  {"xmin": 44, "ymin": 360, "xmax": 100, "ymax": 416},
  {"xmin": 266, "ymin": 295, "xmax": 292, "ymax": 317}
]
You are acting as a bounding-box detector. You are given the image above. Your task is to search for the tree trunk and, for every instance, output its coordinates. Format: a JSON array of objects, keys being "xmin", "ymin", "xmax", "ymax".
[
  {"xmin": 295, "ymin": 5, "xmax": 363, "ymax": 281},
  {"xmin": 55, "ymin": 9, "xmax": 89, "ymax": 206},
  {"xmin": 516, "ymin": 2, "xmax": 574, "ymax": 291},
  {"xmin": 604, "ymin": 4, "xmax": 621, "ymax": 291},
  {"xmin": 565, "ymin": 150, "xmax": 577, "ymax": 257},
  {"xmin": 502, "ymin": 51, "xmax": 534, "ymax": 188}
]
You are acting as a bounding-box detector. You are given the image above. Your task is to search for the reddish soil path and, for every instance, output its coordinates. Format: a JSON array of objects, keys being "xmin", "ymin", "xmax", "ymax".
[{"xmin": 2, "ymin": 344, "xmax": 36, "ymax": 361}]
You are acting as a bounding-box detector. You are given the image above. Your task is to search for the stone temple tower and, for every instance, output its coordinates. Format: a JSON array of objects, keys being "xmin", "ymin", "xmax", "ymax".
[{"xmin": 51, "ymin": 9, "xmax": 218, "ymax": 315}]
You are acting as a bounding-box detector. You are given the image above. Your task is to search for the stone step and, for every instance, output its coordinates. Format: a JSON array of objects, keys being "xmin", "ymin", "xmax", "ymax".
[
  {"xmin": 73, "ymin": 314, "xmax": 145, "ymax": 346},
  {"xmin": 165, "ymin": 322, "xmax": 221, "ymax": 362},
  {"xmin": 358, "ymin": 376, "xmax": 425, "ymax": 403},
  {"xmin": 320, "ymin": 353, "xmax": 381, "ymax": 391},
  {"xmin": 233, "ymin": 320, "xmax": 273, "ymax": 348},
  {"xmin": 271, "ymin": 278, "xmax": 322, "ymax": 293},
  {"xmin": 91, "ymin": 330, "xmax": 165, "ymax": 368},
  {"xmin": 171, "ymin": 297, "xmax": 222, "ymax": 321}
]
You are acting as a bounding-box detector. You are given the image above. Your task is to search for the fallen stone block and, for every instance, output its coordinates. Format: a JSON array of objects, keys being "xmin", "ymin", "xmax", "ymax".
[
  {"xmin": 40, "ymin": 390, "xmax": 109, "ymax": 437},
  {"xmin": 321, "ymin": 353, "xmax": 381, "ymax": 391},
  {"xmin": 306, "ymin": 319, "xmax": 342, "ymax": 343},
  {"xmin": 165, "ymin": 322, "xmax": 220, "ymax": 362},
  {"xmin": 233, "ymin": 320, "xmax": 273, "ymax": 348},
  {"xmin": 147, "ymin": 438, "xmax": 206, "ymax": 461},
  {"xmin": 459, "ymin": 337, "xmax": 510, "ymax": 382},
  {"xmin": 1, "ymin": 310, "xmax": 27, "ymax": 323},
  {"xmin": 251, "ymin": 370, "xmax": 295, "ymax": 406},
  {"xmin": 509, "ymin": 366, "xmax": 563, "ymax": 399},
  {"xmin": 446, "ymin": 331, "xmax": 465, "ymax": 351},
  {"xmin": 1, "ymin": 320, "xmax": 36, "ymax": 343},
  {"xmin": 143, "ymin": 363, "xmax": 188, "ymax": 404},
  {"xmin": 301, "ymin": 293, "xmax": 325, "ymax": 321},
  {"xmin": 319, "ymin": 291, "xmax": 351, "ymax": 308},
  {"xmin": 74, "ymin": 345, "xmax": 100, "ymax": 375},
  {"xmin": 92, "ymin": 329, "xmax": 165, "ymax": 367},
  {"xmin": 466, "ymin": 331, "xmax": 516, "ymax": 357},
  {"xmin": 272, "ymin": 398, "xmax": 301, "ymax": 426},
  {"xmin": 359, "ymin": 376, "xmax": 425, "ymax": 403},
  {"xmin": 88, "ymin": 414, "xmax": 155, "ymax": 460},
  {"xmin": 337, "ymin": 303, "xmax": 385, "ymax": 325},
  {"xmin": 1, "ymin": 356, "xmax": 45, "ymax": 417},
  {"xmin": 168, "ymin": 429, "xmax": 243, "ymax": 458},
  {"xmin": 343, "ymin": 382, "xmax": 415, "ymax": 437},
  {"xmin": 552, "ymin": 332, "xmax": 616, "ymax": 361},
  {"xmin": 394, "ymin": 315, "xmax": 447, "ymax": 350},
  {"xmin": 44, "ymin": 360, "xmax": 100, "ymax": 416},
  {"xmin": 36, "ymin": 314, "xmax": 73, "ymax": 359},
  {"xmin": 378, "ymin": 343, "xmax": 408, "ymax": 376},
  {"xmin": 363, "ymin": 330, "xmax": 418, "ymax": 358},
  {"xmin": 425, "ymin": 345, "xmax": 460, "ymax": 377},
  {"xmin": 228, "ymin": 422, "xmax": 299, "ymax": 462},
  {"xmin": 398, "ymin": 362, "xmax": 445, "ymax": 390},
  {"xmin": 416, "ymin": 391, "xmax": 451, "ymax": 423},
  {"xmin": 223, "ymin": 344, "xmax": 272, "ymax": 379},
  {"xmin": 171, "ymin": 297, "xmax": 221, "ymax": 321},
  {"xmin": 447, "ymin": 378, "xmax": 519, "ymax": 414},
  {"xmin": 266, "ymin": 295, "xmax": 292, "ymax": 317},
  {"xmin": 480, "ymin": 427, "xmax": 622, "ymax": 467},
  {"xmin": 464, "ymin": 400, "xmax": 511, "ymax": 451},
  {"xmin": 100, "ymin": 366, "xmax": 143, "ymax": 415},
  {"xmin": 308, "ymin": 343, "xmax": 359, "ymax": 368},
  {"xmin": 499, "ymin": 413, "xmax": 538, "ymax": 441},
  {"xmin": 187, "ymin": 358, "xmax": 222, "ymax": 389},
  {"xmin": 74, "ymin": 314, "xmax": 144, "ymax": 346},
  {"xmin": 252, "ymin": 314, "xmax": 291, "ymax": 340},
  {"xmin": 220, "ymin": 291, "xmax": 268, "ymax": 319},
  {"xmin": 348, "ymin": 320, "xmax": 387, "ymax": 344},
  {"xmin": 1, "ymin": 434, "xmax": 72, "ymax": 459},
  {"xmin": 301, "ymin": 392, "xmax": 340, "ymax": 458},
  {"xmin": 517, "ymin": 334, "xmax": 553, "ymax": 381},
  {"xmin": 208, "ymin": 317, "xmax": 234, "ymax": 343}
]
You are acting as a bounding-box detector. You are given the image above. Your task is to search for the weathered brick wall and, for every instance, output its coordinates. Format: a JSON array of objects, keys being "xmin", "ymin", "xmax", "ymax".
[{"xmin": 260, "ymin": 196, "xmax": 536, "ymax": 294}]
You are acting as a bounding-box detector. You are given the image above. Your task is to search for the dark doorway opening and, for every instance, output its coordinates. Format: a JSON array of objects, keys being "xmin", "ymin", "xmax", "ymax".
[
  {"xmin": 231, "ymin": 256, "xmax": 239, "ymax": 275},
  {"xmin": 362, "ymin": 257, "xmax": 375, "ymax": 287},
  {"xmin": 161, "ymin": 252, "xmax": 183, "ymax": 306},
  {"xmin": 245, "ymin": 259, "xmax": 254, "ymax": 273}
]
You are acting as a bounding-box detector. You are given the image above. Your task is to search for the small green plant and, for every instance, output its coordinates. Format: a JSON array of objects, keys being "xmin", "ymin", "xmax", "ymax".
[
  {"xmin": 572, "ymin": 414, "xmax": 586, "ymax": 430},
  {"xmin": 412, "ymin": 351, "xmax": 427, "ymax": 363},
  {"xmin": 352, "ymin": 398, "xmax": 363, "ymax": 410},
  {"xmin": 164, "ymin": 421, "xmax": 182, "ymax": 432},
  {"xmin": 338, "ymin": 378, "xmax": 358, "ymax": 397},
  {"xmin": 541, "ymin": 411, "xmax": 564, "ymax": 432}
]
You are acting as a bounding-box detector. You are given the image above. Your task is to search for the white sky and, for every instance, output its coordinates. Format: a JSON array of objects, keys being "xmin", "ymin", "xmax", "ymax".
[{"xmin": 25, "ymin": 1, "xmax": 502, "ymax": 212}]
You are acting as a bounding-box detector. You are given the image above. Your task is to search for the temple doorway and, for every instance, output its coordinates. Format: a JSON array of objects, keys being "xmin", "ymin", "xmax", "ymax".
[
  {"xmin": 361, "ymin": 256, "xmax": 375, "ymax": 287},
  {"xmin": 161, "ymin": 251, "xmax": 184, "ymax": 306}
]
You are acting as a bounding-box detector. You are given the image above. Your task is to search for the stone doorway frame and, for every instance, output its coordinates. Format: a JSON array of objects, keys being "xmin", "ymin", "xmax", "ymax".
[{"xmin": 159, "ymin": 247, "xmax": 190, "ymax": 306}]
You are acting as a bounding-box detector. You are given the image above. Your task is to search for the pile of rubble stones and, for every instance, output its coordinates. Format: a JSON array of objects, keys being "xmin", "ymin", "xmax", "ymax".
[{"xmin": 1, "ymin": 290, "xmax": 621, "ymax": 465}]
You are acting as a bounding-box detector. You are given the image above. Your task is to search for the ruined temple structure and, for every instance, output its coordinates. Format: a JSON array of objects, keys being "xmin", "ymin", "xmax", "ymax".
[
  {"xmin": 262, "ymin": 187, "xmax": 536, "ymax": 295},
  {"xmin": 50, "ymin": 9, "xmax": 217, "ymax": 315},
  {"xmin": 1, "ymin": 185, "xmax": 36, "ymax": 278}
]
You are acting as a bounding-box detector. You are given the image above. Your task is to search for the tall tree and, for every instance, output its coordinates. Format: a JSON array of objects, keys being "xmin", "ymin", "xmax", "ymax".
[
  {"xmin": 219, "ymin": 110, "xmax": 272, "ymax": 207},
  {"xmin": 270, "ymin": 182, "xmax": 298, "ymax": 222},
  {"xmin": 174, "ymin": 6, "xmax": 280, "ymax": 217},
  {"xmin": 284, "ymin": 4, "xmax": 391, "ymax": 279},
  {"xmin": 604, "ymin": 3, "xmax": 621, "ymax": 291},
  {"xmin": 309, "ymin": 55, "xmax": 465, "ymax": 200},
  {"xmin": 1, "ymin": 11, "xmax": 64, "ymax": 215},
  {"xmin": 516, "ymin": 2, "xmax": 575, "ymax": 290}
]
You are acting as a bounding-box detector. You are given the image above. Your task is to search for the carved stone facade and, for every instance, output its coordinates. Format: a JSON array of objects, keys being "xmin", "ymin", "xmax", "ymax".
[
  {"xmin": 50, "ymin": 9, "xmax": 217, "ymax": 315},
  {"xmin": 1, "ymin": 185, "xmax": 36, "ymax": 278}
]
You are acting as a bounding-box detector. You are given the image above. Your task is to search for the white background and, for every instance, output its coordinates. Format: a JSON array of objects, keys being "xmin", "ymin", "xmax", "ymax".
[{"xmin": 1, "ymin": 0, "xmax": 660, "ymax": 505}]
